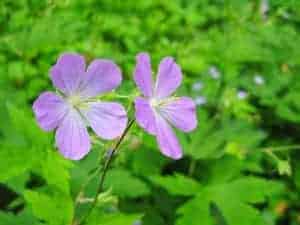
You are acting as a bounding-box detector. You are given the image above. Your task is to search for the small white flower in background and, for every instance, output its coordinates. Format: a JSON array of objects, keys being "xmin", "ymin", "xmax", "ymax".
[
  {"xmin": 192, "ymin": 81, "xmax": 203, "ymax": 92},
  {"xmin": 237, "ymin": 90, "xmax": 248, "ymax": 100},
  {"xmin": 260, "ymin": 0, "xmax": 269, "ymax": 19},
  {"xmin": 254, "ymin": 74, "xmax": 265, "ymax": 85},
  {"xmin": 282, "ymin": 11, "xmax": 291, "ymax": 20},
  {"xmin": 209, "ymin": 66, "xmax": 220, "ymax": 79},
  {"xmin": 194, "ymin": 96, "xmax": 207, "ymax": 106},
  {"xmin": 132, "ymin": 220, "xmax": 142, "ymax": 225}
]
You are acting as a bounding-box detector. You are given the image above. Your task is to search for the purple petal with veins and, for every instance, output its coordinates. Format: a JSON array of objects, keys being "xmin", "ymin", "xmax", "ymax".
[
  {"xmin": 134, "ymin": 53, "xmax": 153, "ymax": 97},
  {"xmin": 155, "ymin": 57, "xmax": 182, "ymax": 99},
  {"xmin": 50, "ymin": 53, "xmax": 86, "ymax": 95},
  {"xmin": 33, "ymin": 53, "xmax": 127, "ymax": 160},
  {"xmin": 79, "ymin": 59, "xmax": 122, "ymax": 98},
  {"xmin": 134, "ymin": 97, "xmax": 157, "ymax": 135},
  {"xmin": 33, "ymin": 91, "xmax": 69, "ymax": 131},
  {"xmin": 81, "ymin": 102, "xmax": 127, "ymax": 140},
  {"xmin": 159, "ymin": 97, "xmax": 197, "ymax": 132},
  {"xmin": 55, "ymin": 109, "xmax": 91, "ymax": 160},
  {"xmin": 133, "ymin": 53, "xmax": 197, "ymax": 160},
  {"xmin": 155, "ymin": 114, "xmax": 183, "ymax": 160}
]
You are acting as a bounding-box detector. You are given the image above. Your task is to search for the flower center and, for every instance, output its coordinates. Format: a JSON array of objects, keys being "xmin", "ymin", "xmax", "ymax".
[
  {"xmin": 149, "ymin": 98, "xmax": 160, "ymax": 108},
  {"xmin": 150, "ymin": 97, "xmax": 180, "ymax": 109},
  {"xmin": 67, "ymin": 95, "xmax": 83, "ymax": 108}
]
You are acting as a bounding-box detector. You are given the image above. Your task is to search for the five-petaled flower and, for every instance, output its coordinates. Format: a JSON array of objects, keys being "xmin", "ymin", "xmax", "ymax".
[
  {"xmin": 33, "ymin": 53, "xmax": 128, "ymax": 160},
  {"xmin": 134, "ymin": 53, "xmax": 197, "ymax": 159}
]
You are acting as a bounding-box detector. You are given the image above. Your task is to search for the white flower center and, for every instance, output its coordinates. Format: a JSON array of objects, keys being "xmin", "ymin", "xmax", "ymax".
[
  {"xmin": 68, "ymin": 95, "xmax": 83, "ymax": 108},
  {"xmin": 149, "ymin": 97, "xmax": 179, "ymax": 109},
  {"xmin": 150, "ymin": 98, "xmax": 160, "ymax": 108}
]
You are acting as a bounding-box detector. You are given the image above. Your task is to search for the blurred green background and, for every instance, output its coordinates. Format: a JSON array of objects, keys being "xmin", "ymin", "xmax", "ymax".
[{"xmin": 1, "ymin": 0, "xmax": 300, "ymax": 225}]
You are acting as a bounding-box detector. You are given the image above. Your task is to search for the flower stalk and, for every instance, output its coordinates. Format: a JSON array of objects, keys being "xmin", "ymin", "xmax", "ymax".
[{"xmin": 78, "ymin": 118, "xmax": 135, "ymax": 225}]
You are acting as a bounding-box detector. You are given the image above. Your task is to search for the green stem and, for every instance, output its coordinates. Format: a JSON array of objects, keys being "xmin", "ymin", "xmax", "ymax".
[
  {"xmin": 73, "ymin": 142, "xmax": 109, "ymax": 206},
  {"xmin": 260, "ymin": 144, "xmax": 300, "ymax": 153},
  {"xmin": 263, "ymin": 149, "xmax": 280, "ymax": 162},
  {"xmin": 188, "ymin": 159, "xmax": 197, "ymax": 177},
  {"xmin": 78, "ymin": 118, "xmax": 135, "ymax": 225}
]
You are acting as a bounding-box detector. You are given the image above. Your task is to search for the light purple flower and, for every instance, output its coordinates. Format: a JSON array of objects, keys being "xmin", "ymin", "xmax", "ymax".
[
  {"xmin": 192, "ymin": 81, "xmax": 203, "ymax": 91},
  {"xmin": 33, "ymin": 53, "xmax": 127, "ymax": 160},
  {"xmin": 133, "ymin": 53, "xmax": 197, "ymax": 160},
  {"xmin": 254, "ymin": 74, "xmax": 265, "ymax": 85},
  {"xmin": 194, "ymin": 96, "xmax": 207, "ymax": 106},
  {"xmin": 260, "ymin": 0, "xmax": 269, "ymax": 19},
  {"xmin": 133, "ymin": 220, "xmax": 142, "ymax": 225},
  {"xmin": 237, "ymin": 90, "xmax": 248, "ymax": 100},
  {"xmin": 209, "ymin": 66, "xmax": 220, "ymax": 79}
]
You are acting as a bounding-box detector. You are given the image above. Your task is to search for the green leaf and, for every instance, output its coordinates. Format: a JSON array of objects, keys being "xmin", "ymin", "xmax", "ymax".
[
  {"xmin": 104, "ymin": 169, "xmax": 150, "ymax": 198},
  {"xmin": 24, "ymin": 190, "xmax": 74, "ymax": 225},
  {"xmin": 6, "ymin": 103, "xmax": 49, "ymax": 146},
  {"xmin": 87, "ymin": 211, "xmax": 142, "ymax": 225},
  {"xmin": 0, "ymin": 104, "xmax": 51, "ymax": 182},
  {"xmin": 131, "ymin": 148, "xmax": 167, "ymax": 176},
  {"xmin": 176, "ymin": 177, "xmax": 284, "ymax": 225},
  {"xmin": 0, "ymin": 146, "xmax": 36, "ymax": 182},
  {"xmin": 35, "ymin": 150, "xmax": 73, "ymax": 193},
  {"xmin": 176, "ymin": 195, "xmax": 213, "ymax": 225},
  {"xmin": 186, "ymin": 115, "xmax": 265, "ymax": 159},
  {"xmin": 206, "ymin": 156, "xmax": 242, "ymax": 184},
  {"xmin": 0, "ymin": 209, "xmax": 37, "ymax": 225},
  {"xmin": 150, "ymin": 173, "xmax": 201, "ymax": 196}
]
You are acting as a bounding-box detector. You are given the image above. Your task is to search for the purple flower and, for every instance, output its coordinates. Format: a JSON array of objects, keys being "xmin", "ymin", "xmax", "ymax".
[
  {"xmin": 192, "ymin": 81, "xmax": 203, "ymax": 91},
  {"xmin": 209, "ymin": 66, "xmax": 220, "ymax": 79},
  {"xmin": 33, "ymin": 53, "xmax": 127, "ymax": 160},
  {"xmin": 133, "ymin": 53, "xmax": 197, "ymax": 160},
  {"xmin": 194, "ymin": 96, "xmax": 207, "ymax": 106},
  {"xmin": 133, "ymin": 220, "xmax": 142, "ymax": 225},
  {"xmin": 254, "ymin": 74, "xmax": 265, "ymax": 85},
  {"xmin": 237, "ymin": 90, "xmax": 248, "ymax": 99}
]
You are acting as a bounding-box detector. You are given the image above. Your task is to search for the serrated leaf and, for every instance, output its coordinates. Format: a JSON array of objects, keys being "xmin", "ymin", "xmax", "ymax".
[
  {"xmin": 131, "ymin": 148, "xmax": 167, "ymax": 176},
  {"xmin": 0, "ymin": 146, "xmax": 36, "ymax": 182},
  {"xmin": 176, "ymin": 177, "xmax": 284, "ymax": 225},
  {"xmin": 0, "ymin": 209, "xmax": 37, "ymax": 225},
  {"xmin": 35, "ymin": 150, "xmax": 72, "ymax": 193},
  {"xmin": 104, "ymin": 169, "xmax": 150, "ymax": 198},
  {"xmin": 24, "ymin": 190, "xmax": 73, "ymax": 225},
  {"xmin": 150, "ymin": 173, "xmax": 201, "ymax": 196},
  {"xmin": 176, "ymin": 195, "xmax": 213, "ymax": 225},
  {"xmin": 87, "ymin": 211, "xmax": 142, "ymax": 225}
]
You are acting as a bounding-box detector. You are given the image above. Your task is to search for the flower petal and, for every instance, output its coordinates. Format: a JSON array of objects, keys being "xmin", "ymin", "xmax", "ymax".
[
  {"xmin": 159, "ymin": 97, "xmax": 197, "ymax": 132},
  {"xmin": 79, "ymin": 59, "xmax": 122, "ymax": 98},
  {"xmin": 134, "ymin": 97, "xmax": 157, "ymax": 135},
  {"xmin": 154, "ymin": 57, "xmax": 182, "ymax": 98},
  {"xmin": 33, "ymin": 92, "xmax": 68, "ymax": 131},
  {"xmin": 134, "ymin": 53, "xmax": 153, "ymax": 97},
  {"xmin": 55, "ymin": 109, "xmax": 90, "ymax": 160},
  {"xmin": 50, "ymin": 53, "xmax": 86, "ymax": 95},
  {"xmin": 81, "ymin": 102, "xmax": 127, "ymax": 140},
  {"xmin": 155, "ymin": 114, "xmax": 182, "ymax": 160}
]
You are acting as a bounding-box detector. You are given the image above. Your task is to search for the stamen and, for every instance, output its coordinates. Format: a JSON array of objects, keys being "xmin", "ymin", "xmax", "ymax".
[
  {"xmin": 150, "ymin": 97, "xmax": 180, "ymax": 108},
  {"xmin": 67, "ymin": 95, "xmax": 83, "ymax": 107}
]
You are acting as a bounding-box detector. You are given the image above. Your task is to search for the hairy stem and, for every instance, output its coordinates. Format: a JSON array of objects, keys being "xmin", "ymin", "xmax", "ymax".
[
  {"xmin": 260, "ymin": 144, "xmax": 300, "ymax": 153},
  {"xmin": 78, "ymin": 118, "xmax": 135, "ymax": 225},
  {"xmin": 73, "ymin": 143, "xmax": 109, "ymax": 208}
]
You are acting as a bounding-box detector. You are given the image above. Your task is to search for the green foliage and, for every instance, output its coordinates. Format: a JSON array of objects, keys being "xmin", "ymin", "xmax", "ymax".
[
  {"xmin": 1, "ymin": 0, "xmax": 300, "ymax": 225},
  {"xmin": 176, "ymin": 176, "xmax": 284, "ymax": 225},
  {"xmin": 0, "ymin": 210, "xmax": 37, "ymax": 225},
  {"xmin": 104, "ymin": 169, "xmax": 150, "ymax": 198},
  {"xmin": 24, "ymin": 190, "xmax": 73, "ymax": 225},
  {"xmin": 150, "ymin": 173, "xmax": 201, "ymax": 196},
  {"xmin": 87, "ymin": 211, "xmax": 142, "ymax": 225}
]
